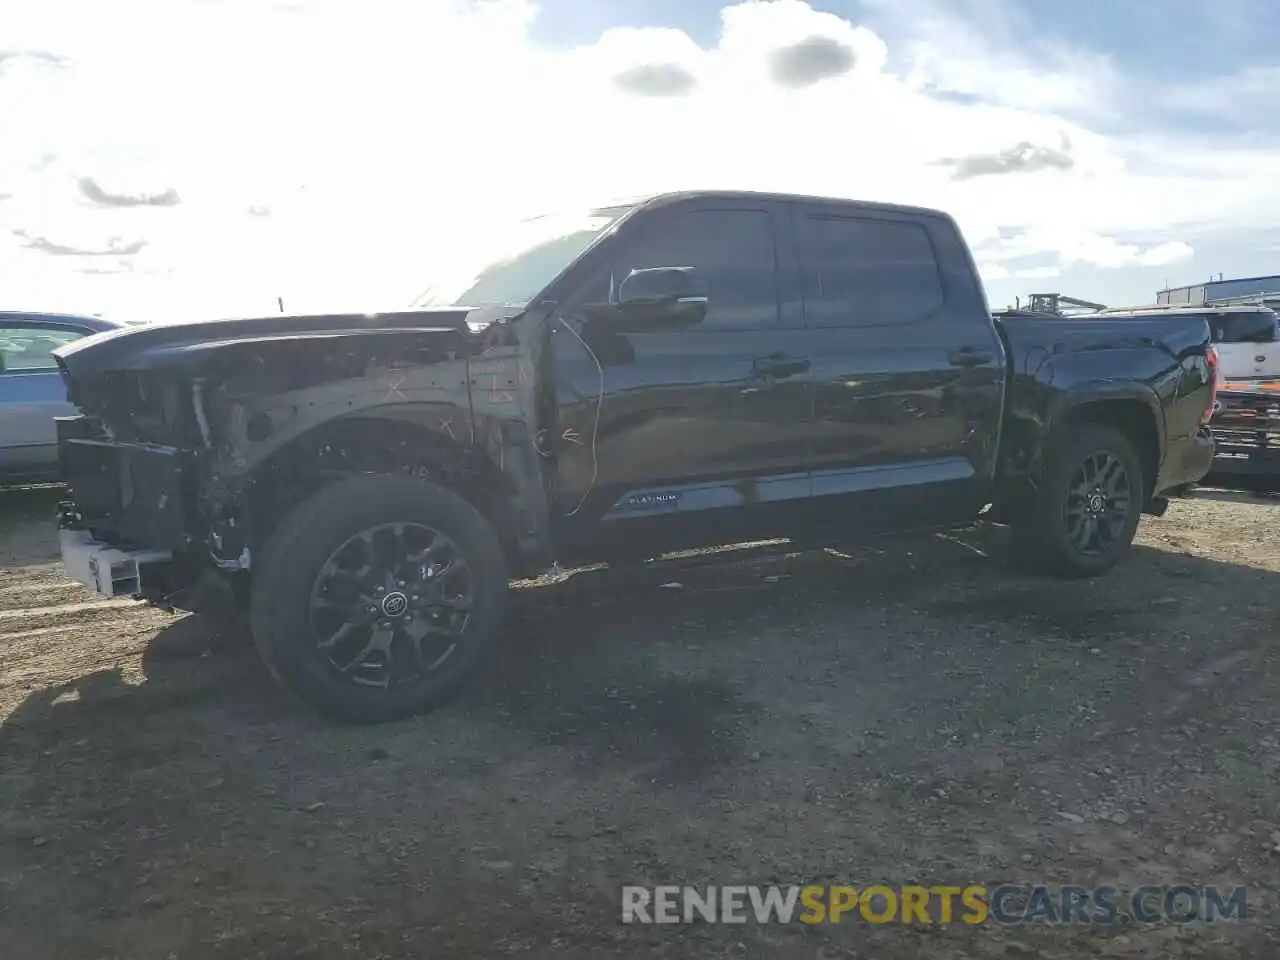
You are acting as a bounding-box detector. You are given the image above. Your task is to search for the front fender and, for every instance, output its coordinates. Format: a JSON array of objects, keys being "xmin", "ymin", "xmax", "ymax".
[{"xmin": 213, "ymin": 369, "xmax": 473, "ymax": 479}]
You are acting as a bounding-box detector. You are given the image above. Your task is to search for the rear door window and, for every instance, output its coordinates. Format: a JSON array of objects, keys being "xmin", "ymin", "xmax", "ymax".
[{"xmin": 798, "ymin": 214, "xmax": 944, "ymax": 327}]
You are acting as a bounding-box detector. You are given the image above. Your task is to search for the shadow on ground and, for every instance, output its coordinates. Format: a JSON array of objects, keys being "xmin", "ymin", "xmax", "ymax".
[
  {"xmin": 5, "ymin": 526, "xmax": 1277, "ymax": 761},
  {"xmin": 2, "ymin": 523, "xmax": 1277, "ymax": 958}
]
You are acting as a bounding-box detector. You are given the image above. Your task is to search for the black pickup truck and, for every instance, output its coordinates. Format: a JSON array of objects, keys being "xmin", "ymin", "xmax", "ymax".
[{"xmin": 52, "ymin": 191, "xmax": 1219, "ymax": 722}]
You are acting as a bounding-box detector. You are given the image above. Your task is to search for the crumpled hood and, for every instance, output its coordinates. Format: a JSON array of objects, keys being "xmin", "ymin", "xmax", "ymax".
[{"xmin": 53, "ymin": 306, "xmax": 504, "ymax": 379}]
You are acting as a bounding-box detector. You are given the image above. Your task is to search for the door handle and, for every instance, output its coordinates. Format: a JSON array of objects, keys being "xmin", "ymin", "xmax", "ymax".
[
  {"xmin": 751, "ymin": 354, "xmax": 810, "ymax": 378},
  {"xmin": 948, "ymin": 347, "xmax": 994, "ymax": 368}
]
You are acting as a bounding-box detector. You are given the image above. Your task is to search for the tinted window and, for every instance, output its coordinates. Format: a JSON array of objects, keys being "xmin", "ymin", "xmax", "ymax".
[
  {"xmin": 0, "ymin": 326, "xmax": 87, "ymax": 373},
  {"xmin": 612, "ymin": 209, "xmax": 779, "ymax": 329},
  {"xmin": 1211, "ymin": 311, "xmax": 1277, "ymax": 344},
  {"xmin": 802, "ymin": 215, "xmax": 943, "ymax": 326}
]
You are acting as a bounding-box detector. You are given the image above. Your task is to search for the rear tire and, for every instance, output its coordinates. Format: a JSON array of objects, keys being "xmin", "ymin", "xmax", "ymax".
[
  {"xmin": 1012, "ymin": 424, "xmax": 1145, "ymax": 578},
  {"xmin": 249, "ymin": 474, "xmax": 508, "ymax": 723}
]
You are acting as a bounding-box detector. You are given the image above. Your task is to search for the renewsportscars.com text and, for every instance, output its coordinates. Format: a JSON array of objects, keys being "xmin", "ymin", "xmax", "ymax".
[{"xmin": 621, "ymin": 884, "xmax": 1248, "ymax": 926}]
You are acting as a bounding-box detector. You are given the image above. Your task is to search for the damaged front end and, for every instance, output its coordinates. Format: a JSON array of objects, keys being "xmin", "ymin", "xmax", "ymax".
[
  {"xmin": 53, "ymin": 308, "xmax": 548, "ymax": 609},
  {"xmin": 55, "ymin": 363, "xmax": 206, "ymax": 603}
]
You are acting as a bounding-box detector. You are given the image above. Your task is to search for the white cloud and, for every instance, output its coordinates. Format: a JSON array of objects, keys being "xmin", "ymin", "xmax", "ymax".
[
  {"xmin": 1, "ymin": 0, "xmax": 1277, "ymax": 321},
  {"xmin": 1013, "ymin": 266, "xmax": 1062, "ymax": 280},
  {"xmin": 867, "ymin": 0, "xmax": 1123, "ymax": 119},
  {"xmin": 1138, "ymin": 241, "xmax": 1195, "ymax": 268},
  {"xmin": 969, "ymin": 227, "xmax": 1194, "ymax": 272}
]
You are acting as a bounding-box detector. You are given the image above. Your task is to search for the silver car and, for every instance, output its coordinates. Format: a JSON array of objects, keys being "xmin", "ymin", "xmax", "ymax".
[{"xmin": 0, "ymin": 311, "xmax": 126, "ymax": 484}]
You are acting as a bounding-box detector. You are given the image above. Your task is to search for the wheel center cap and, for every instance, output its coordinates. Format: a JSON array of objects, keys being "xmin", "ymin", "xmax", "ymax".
[
  {"xmin": 1087, "ymin": 492, "xmax": 1105, "ymax": 513},
  {"xmin": 380, "ymin": 591, "xmax": 409, "ymax": 618}
]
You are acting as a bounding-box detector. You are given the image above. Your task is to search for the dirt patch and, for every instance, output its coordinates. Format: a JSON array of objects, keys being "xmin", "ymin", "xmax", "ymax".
[
  {"xmin": 923, "ymin": 584, "xmax": 1153, "ymax": 638},
  {"xmin": 480, "ymin": 670, "xmax": 756, "ymax": 786},
  {"xmin": 1, "ymin": 490, "xmax": 1278, "ymax": 958}
]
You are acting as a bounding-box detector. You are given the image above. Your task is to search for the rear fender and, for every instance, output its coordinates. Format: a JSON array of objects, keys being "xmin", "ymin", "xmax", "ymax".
[
  {"xmin": 995, "ymin": 381, "xmax": 1165, "ymax": 520},
  {"xmin": 1046, "ymin": 382, "xmax": 1166, "ymax": 463}
]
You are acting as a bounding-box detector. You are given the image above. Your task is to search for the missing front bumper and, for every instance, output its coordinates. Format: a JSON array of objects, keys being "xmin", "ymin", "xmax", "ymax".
[
  {"xmin": 56, "ymin": 415, "xmax": 192, "ymax": 549},
  {"xmin": 60, "ymin": 528, "xmax": 174, "ymax": 599}
]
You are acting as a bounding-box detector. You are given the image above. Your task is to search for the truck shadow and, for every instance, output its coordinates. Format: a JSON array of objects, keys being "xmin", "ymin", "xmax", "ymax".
[
  {"xmin": 468, "ymin": 526, "xmax": 1276, "ymax": 722},
  {"xmin": 3, "ymin": 527, "xmax": 1275, "ymax": 749},
  {"xmin": 1, "ymin": 526, "xmax": 1276, "ymax": 955}
]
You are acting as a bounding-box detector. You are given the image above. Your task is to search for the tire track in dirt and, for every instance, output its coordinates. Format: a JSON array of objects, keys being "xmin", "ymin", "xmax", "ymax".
[
  {"xmin": 0, "ymin": 562, "xmax": 86, "ymax": 611},
  {"xmin": 0, "ymin": 563, "xmax": 75, "ymax": 585},
  {"xmin": 0, "ymin": 579, "xmax": 86, "ymax": 609},
  {"xmin": 0, "ymin": 582, "xmax": 164, "ymax": 625},
  {"xmin": 0, "ymin": 598, "xmax": 138, "ymax": 620}
]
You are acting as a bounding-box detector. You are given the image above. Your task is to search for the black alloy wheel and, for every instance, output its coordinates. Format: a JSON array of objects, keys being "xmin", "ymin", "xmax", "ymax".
[
  {"xmin": 1012, "ymin": 423, "xmax": 1145, "ymax": 578},
  {"xmin": 1062, "ymin": 450, "xmax": 1133, "ymax": 557},
  {"xmin": 250, "ymin": 474, "xmax": 508, "ymax": 723},
  {"xmin": 309, "ymin": 522, "xmax": 474, "ymax": 689}
]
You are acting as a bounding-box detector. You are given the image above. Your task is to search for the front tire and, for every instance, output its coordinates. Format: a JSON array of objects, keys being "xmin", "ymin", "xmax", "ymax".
[
  {"xmin": 249, "ymin": 474, "xmax": 509, "ymax": 723},
  {"xmin": 1013, "ymin": 424, "xmax": 1145, "ymax": 578}
]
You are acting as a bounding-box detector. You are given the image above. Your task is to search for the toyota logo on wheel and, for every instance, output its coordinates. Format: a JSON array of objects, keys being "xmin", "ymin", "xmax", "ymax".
[{"xmin": 380, "ymin": 592, "xmax": 409, "ymax": 618}]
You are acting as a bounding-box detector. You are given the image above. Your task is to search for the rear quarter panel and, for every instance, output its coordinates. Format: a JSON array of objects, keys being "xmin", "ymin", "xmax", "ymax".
[{"xmin": 996, "ymin": 316, "xmax": 1213, "ymax": 485}]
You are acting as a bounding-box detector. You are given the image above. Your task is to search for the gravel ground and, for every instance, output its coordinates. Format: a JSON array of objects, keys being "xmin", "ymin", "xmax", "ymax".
[{"xmin": 0, "ymin": 486, "xmax": 1277, "ymax": 959}]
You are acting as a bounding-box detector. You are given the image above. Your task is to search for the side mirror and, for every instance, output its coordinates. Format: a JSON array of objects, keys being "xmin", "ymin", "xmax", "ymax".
[{"xmin": 613, "ymin": 266, "xmax": 707, "ymax": 327}]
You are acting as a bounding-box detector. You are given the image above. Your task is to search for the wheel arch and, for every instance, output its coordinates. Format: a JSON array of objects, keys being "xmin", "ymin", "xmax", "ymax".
[
  {"xmin": 238, "ymin": 410, "xmax": 527, "ymax": 571},
  {"xmin": 1048, "ymin": 386, "xmax": 1163, "ymax": 502}
]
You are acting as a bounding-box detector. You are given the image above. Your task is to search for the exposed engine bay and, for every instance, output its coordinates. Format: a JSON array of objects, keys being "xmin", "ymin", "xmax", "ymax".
[{"xmin": 53, "ymin": 307, "xmax": 557, "ymax": 603}]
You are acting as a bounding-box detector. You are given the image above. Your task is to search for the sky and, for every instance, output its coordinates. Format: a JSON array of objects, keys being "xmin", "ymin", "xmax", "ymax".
[{"xmin": 2, "ymin": 0, "xmax": 1279, "ymax": 322}]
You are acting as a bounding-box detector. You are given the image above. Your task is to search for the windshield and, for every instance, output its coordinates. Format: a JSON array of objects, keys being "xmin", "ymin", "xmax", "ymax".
[{"xmin": 410, "ymin": 202, "xmax": 640, "ymax": 309}]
